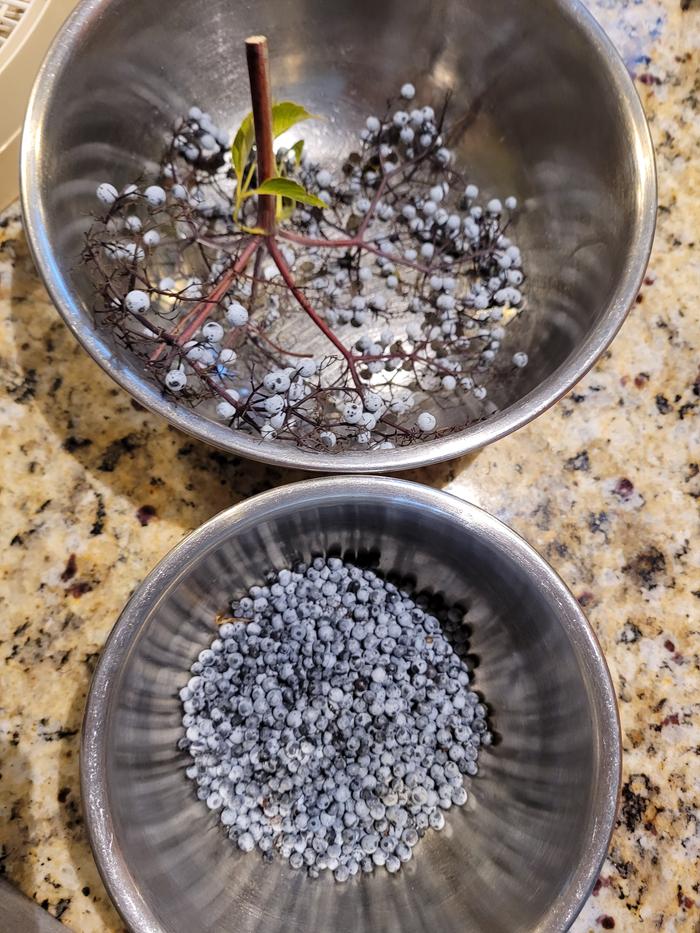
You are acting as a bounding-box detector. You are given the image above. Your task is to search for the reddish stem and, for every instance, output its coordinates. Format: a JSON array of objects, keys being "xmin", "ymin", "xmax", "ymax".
[
  {"xmin": 281, "ymin": 232, "xmax": 359, "ymax": 249},
  {"xmin": 246, "ymin": 36, "xmax": 277, "ymax": 234},
  {"xmin": 266, "ymin": 237, "xmax": 364, "ymax": 394},
  {"xmin": 150, "ymin": 237, "xmax": 259, "ymax": 363},
  {"xmin": 279, "ymin": 230, "xmax": 432, "ymax": 276}
]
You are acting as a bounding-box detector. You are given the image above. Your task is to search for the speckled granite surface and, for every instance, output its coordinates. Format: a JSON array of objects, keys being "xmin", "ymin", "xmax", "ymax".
[{"xmin": 0, "ymin": 1, "xmax": 698, "ymax": 930}]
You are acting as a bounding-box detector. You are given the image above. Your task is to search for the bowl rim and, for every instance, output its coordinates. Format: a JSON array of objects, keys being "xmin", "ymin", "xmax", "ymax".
[
  {"xmin": 20, "ymin": 0, "xmax": 656, "ymax": 473},
  {"xmin": 81, "ymin": 475, "xmax": 622, "ymax": 933}
]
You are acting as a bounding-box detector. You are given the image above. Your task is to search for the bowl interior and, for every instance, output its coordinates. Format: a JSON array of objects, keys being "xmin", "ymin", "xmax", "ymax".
[
  {"xmin": 24, "ymin": 0, "xmax": 653, "ymax": 469},
  {"xmin": 85, "ymin": 482, "xmax": 619, "ymax": 932}
]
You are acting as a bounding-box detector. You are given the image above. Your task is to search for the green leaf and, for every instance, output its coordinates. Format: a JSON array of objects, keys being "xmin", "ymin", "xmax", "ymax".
[
  {"xmin": 271, "ymin": 101, "xmax": 318, "ymax": 140},
  {"xmin": 252, "ymin": 177, "xmax": 325, "ymax": 209},
  {"xmin": 277, "ymin": 201, "xmax": 296, "ymax": 221},
  {"xmin": 231, "ymin": 111, "xmax": 255, "ymax": 183},
  {"xmin": 289, "ymin": 138, "xmax": 305, "ymax": 164}
]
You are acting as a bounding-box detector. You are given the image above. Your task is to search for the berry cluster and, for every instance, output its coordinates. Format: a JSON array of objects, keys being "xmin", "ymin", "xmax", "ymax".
[
  {"xmin": 180, "ymin": 557, "xmax": 490, "ymax": 880},
  {"xmin": 84, "ymin": 84, "xmax": 529, "ymax": 452}
]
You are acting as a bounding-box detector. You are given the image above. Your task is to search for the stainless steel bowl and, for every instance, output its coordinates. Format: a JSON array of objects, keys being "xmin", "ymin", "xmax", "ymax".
[
  {"xmin": 21, "ymin": 0, "xmax": 655, "ymax": 472},
  {"xmin": 82, "ymin": 477, "xmax": 621, "ymax": 933}
]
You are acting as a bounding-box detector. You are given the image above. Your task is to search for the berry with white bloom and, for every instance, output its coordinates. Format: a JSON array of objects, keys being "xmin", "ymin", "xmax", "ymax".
[
  {"xmin": 263, "ymin": 371, "xmax": 291, "ymax": 393},
  {"xmin": 486, "ymin": 198, "xmax": 503, "ymax": 215},
  {"xmin": 202, "ymin": 321, "xmax": 224, "ymax": 343},
  {"xmin": 263, "ymin": 395, "xmax": 285, "ymax": 415},
  {"xmin": 393, "ymin": 110, "xmax": 409, "ymax": 127},
  {"xmin": 218, "ymin": 348, "xmax": 237, "ymax": 364},
  {"xmin": 505, "ymin": 196, "xmax": 518, "ymax": 211},
  {"xmin": 186, "ymin": 343, "xmax": 217, "ymax": 365},
  {"xmin": 216, "ymin": 400, "xmax": 237, "ymax": 419},
  {"xmin": 126, "ymin": 242, "xmax": 146, "ymax": 262},
  {"xmin": 124, "ymin": 290, "xmax": 150, "ymax": 313},
  {"xmin": 172, "ymin": 184, "xmax": 189, "ymax": 201},
  {"xmin": 143, "ymin": 229, "xmax": 160, "ymax": 247},
  {"xmin": 436, "ymin": 147, "xmax": 451, "ymax": 165},
  {"xmin": 365, "ymin": 115, "xmax": 381, "ymax": 134},
  {"xmin": 363, "ymin": 392, "xmax": 384, "ymax": 414},
  {"xmin": 442, "ymin": 375, "xmax": 457, "ymax": 391},
  {"xmin": 225, "ymin": 301, "xmax": 249, "ymax": 327},
  {"xmin": 416, "ymin": 411, "xmax": 437, "ymax": 432},
  {"xmin": 420, "ymin": 243, "xmax": 435, "ymax": 260},
  {"xmin": 343, "ymin": 403, "xmax": 363, "ymax": 424},
  {"xmin": 288, "ymin": 381, "xmax": 305, "ymax": 402},
  {"xmin": 144, "ymin": 185, "xmax": 166, "ymax": 207},
  {"xmin": 125, "ymin": 215, "xmax": 142, "ymax": 232},
  {"xmin": 320, "ymin": 431, "xmax": 337, "ymax": 448},
  {"xmin": 297, "ymin": 359, "xmax": 317, "ymax": 378},
  {"xmin": 436, "ymin": 294, "xmax": 455, "ymax": 311},
  {"xmin": 512, "ymin": 351, "xmax": 529, "ymax": 368},
  {"xmin": 96, "ymin": 183, "xmax": 118, "ymax": 206},
  {"xmin": 165, "ymin": 369, "xmax": 187, "ymax": 391},
  {"xmin": 316, "ymin": 169, "xmax": 332, "ymax": 189},
  {"xmin": 401, "ymin": 82, "xmax": 416, "ymax": 99},
  {"xmin": 260, "ymin": 423, "xmax": 277, "ymax": 440}
]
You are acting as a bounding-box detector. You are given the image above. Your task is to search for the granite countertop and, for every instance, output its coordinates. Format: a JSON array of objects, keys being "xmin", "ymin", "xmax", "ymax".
[{"xmin": 0, "ymin": 0, "xmax": 698, "ymax": 930}]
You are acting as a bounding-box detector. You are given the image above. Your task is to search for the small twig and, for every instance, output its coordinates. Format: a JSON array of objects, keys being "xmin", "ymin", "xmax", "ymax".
[
  {"xmin": 248, "ymin": 325, "xmax": 314, "ymax": 359},
  {"xmin": 279, "ymin": 231, "xmax": 432, "ymax": 275},
  {"xmin": 266, "ymin": 237, "xmax": 364, "ymax": 394},
  {"xmin": 357, "ymin": 175, "xmax": 388, "ymax": 239},
  {"xmin": 150, "ymin": 237, "xmax": 260, "ymax": 363}
]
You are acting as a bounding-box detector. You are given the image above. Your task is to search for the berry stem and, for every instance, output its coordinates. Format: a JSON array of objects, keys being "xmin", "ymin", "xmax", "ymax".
[
  {"xmin": 266, "ymin": 237, "xmax": 364, "ymax": 395},
  {"xmin": 150, "ymin": 236, "xmax": 260, "ymax": 363},
  {"xmin": 278, "ymin": 230, "xmax": 432, "ymax": 276},
  {"xmin": 356, "ymin": 175, "xmax": 387, "ymax": 239},
  {"xmin": 245, "ymin": 36, "xmax": 277, "ymax": 234}
]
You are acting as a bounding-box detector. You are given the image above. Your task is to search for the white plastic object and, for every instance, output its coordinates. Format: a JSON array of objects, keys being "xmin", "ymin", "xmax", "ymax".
[{"xmin": 0, "ymin": 0, "xmax": 79, "ymax": 211}]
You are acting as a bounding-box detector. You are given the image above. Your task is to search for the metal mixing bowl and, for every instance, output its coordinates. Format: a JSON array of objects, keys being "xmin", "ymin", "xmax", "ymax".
[
  {"xmin": 82, "ymin": 477, "xmax": 621, "ymax": 932},
  {"xmin": 21, "ymin": 0, "xmax": 655, "ymax": 472}
]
